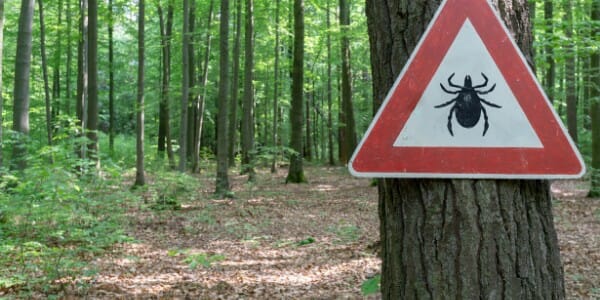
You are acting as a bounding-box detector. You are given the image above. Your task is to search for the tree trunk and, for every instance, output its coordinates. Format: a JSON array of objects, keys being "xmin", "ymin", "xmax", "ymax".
[
  {"xmin": 564, "ymin": 0, "xmax": 577, "ymax": 144},
  {"xmin": 286, "ymin": 0, "xmax": 306, "ymax": 183},
  {"xmin": 338, "ymin": 0, "xmax": 356, "ymax": 164},
  {"xmin": 241, "ymin": 0, "xmax": 256, "ymax": 181},
  {"xmin": 270, "ymin": 0, "xmax": 280, "ymax": 173},
  {"xmin": 179, "ymin": 0, "xmax": 190, "ymax": 172},
  {"xmin": 366, "ymin": 0, "xmax": 566, "ymax": 298},
  {"xmin": 192, "ymin": 0, "xmax": 214, "ymax": 173},
  {"xmin": 326, "ymin": 0, "xmax": 334, "ymax": 166},
  {"xmin": 186, "ymin": 0, "xmax": 196, "ymax": 163},
  {"xmin": 0, "ymin": 0, "xmax": 4, "ymax": 168},
  {"xmin": 76, "ymin": 0, "xmax": 88, "ymax": 162},
  {"xmin": 589, "ymin": 0, "xmax": 600, "ymax": 197},
  {"xmin": 39, "ymin": 0, "xmax": 53, "ymax": 148},
  {"xmin": 12, "ymin": 0, "xmax": 34, "ymax": 170},
  {"xmin": 215, "ymin": 0, "xmax": 231, "ymax": 196},
  {"xmin": 305, "ymin": 91, "xmax": 312, "ymax": 160},
  {"xmin": 66, "ymin": 0, "xmax": 73, "ymax": 116},
  {"xmin": 52, "ymin": 0, "xmax": 62, "ymax": 124},
  {"xmin": 228, "ymin": 0, "xmax": 242, "ymax": 166},
  {"xmin": 108, "ymin": 0, "xmax": 115, "ymax": 153},
  {"xmin": 134, "ymin": 0, "xmax": 145, "ymax": 186},
  {"xmin": 157, "ymin": 1, "xmax": 175, "ymax": 167},
  {"xmin": 544, "ymin": 0, "xmax": 555, "ymax": 103},
  {"xmin": 87, "ymin": 0, "xmax": 99, "ymax": 169}
]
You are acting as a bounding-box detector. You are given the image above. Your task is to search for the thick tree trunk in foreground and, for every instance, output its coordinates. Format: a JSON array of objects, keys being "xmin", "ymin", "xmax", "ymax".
[
  {"xmin": 134, "ymin": 0, "xmax": 145, "ymax": 186},
  {"xmin": 589, "ymin": 0, "xmax": 600, "ymax": 197},
  {"xmin": 12, "ymin": 0, "xmax": 34, "ymax": 170},
  {"xmin": 215, "ymin": 0, "xmax": 231, "ymax": 195},
  {"xmin": 286, "ymin": 0, "xmax": 306, "ymax": 183},
  {"xmin": 366, "ymin": 0, "xmax": 565, "ymax": 298}
]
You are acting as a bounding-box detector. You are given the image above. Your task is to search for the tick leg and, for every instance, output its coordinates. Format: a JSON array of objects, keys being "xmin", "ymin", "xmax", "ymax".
[
  {"xmin": 473, "ymin": 72, "xmax": 489, "ymax": 88},
  {"xmin": 480, "ymin": 98, "xmax": 501, "ymax": 108},
  {"xmin": 434, "ymin": 98, "xmax": 457, "ymax": 108},
  {"xmin": 482, "ymin": 106, "xmax": 489, "ymax": 136},
  {"xmin": 477, "ymin": 83, "xmax": 496, "ymax": 95},
  {"xmin": 447, "ymin": 106, "xmax": 456, "ymax": 136},
  {"xmin": 448, "ymin": 73, "xmax": 464, "ymax": 89},
  {"xmin": 440, "ymin": 83, "xmax": 460, "ymax": 94}
]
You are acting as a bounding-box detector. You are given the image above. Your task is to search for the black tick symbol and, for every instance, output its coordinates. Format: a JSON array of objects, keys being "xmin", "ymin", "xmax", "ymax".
[{"xmin": 434, "ymin": 73, "xmax": 501, "ymax": 136}]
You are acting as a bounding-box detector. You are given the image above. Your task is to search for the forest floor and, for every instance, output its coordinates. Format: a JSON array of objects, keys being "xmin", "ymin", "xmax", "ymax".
[{"xmin": 4, "ymin": 166, "xmax": 598, "ymax": 299}]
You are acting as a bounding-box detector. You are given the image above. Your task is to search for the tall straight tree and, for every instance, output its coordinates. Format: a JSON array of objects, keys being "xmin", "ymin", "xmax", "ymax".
[
  {"xmin": 134, "ymin": 0, "xmax": 145, "ymax": 186},
  {"xmin": 51, "ymin": 0, "xmax": 62, "ymax": 122},
  {"xmin": 65, "ymin": 0, "xmax": 73, "ymax": 115},
  {"xmin": 157, "ymin": 1, "xmax": 175, "ymax": 167},
  {"xmin": 0, "ymin": 0, "xmax": 4, "ymax": 168},
  {"xmin": 180, "ymin": 0, "xmax": 191, "ymax": 172},
  {"xmin": 12, "ymin": 0, "xmax": 35, "ymax": 170},
  {"xmin": 366, "ymin": 0, "xmax": 565, "ymax": 298},
  {"xmin": 286, "ymin": 0, "xmax": 306, "ymax": 183},
  {"xmin": 108, "ymin": 0, "xmax": 115, "ymax": 153},
  {"xmin": 186, "ymin": 0, "xmax": 196, "ymax": 162},
  {"xmin": 76, "ymin": 0, "xmax": 88, "ymax": 162},
  {"xmin": 564, "ymin": 0, "xmax": 577, "ymax": 143},
  {"xmin": 270, "ymin": 0, "xmax": 280, "ymax": 173},
  {"xmin": 338, "ymin": 0, "xmax": 356, "ymax": 164},
  {"xmin": 589, "ymin": 0, "xmax": 600, "ymax": 197},
  {"xmin": 544, "ymin": 0, "xmax": 555, "ymax": 103},
  {"xmin": 39, "ymin": 0, "xmax": 53, "ymax": 147},
  {"xmin": 228, "ymin": 0, "xmax": 241, "ymax": 166},
  {"xmin": 87, "ymin": 0, "xmax": 99, "ymax": 168},
  {"xmin": 326, "ymin": 0, "xmax": 334, "ymax": 166},
  {"xmin": 241, "ymin": 0, "xmax": 255, "ymax": 180},
  {"xmin": 215, "ymin": 0, "xmax": 231, "ymax": 195}
]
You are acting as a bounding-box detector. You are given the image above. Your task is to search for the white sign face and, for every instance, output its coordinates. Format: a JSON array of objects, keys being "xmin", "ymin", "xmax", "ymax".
[{"xmin": 393, "ymin": 20, "xmax": 542, "ymax": 148}]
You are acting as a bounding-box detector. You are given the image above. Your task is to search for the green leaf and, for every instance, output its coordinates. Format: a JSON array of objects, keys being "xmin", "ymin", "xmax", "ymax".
[{"xmin": 361, "ymin": 274, "xmax": 381, "ymax": 296}]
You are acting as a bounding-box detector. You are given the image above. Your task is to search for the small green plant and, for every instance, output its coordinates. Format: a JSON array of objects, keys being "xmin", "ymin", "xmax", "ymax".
[
  {"xmin": 361, "ymin": 274, "xmax": 381, "ymax": 296},
  {"xmin": 330, "ymin": 223, "xmax": 361, "ymax": 243},
  {"xmin": 297, "ymin": 237, "xmax": 316, "ymax": 246},
  {"xmin": 183, "ymin": 253, "xmax": 226, "ymax": 270}
]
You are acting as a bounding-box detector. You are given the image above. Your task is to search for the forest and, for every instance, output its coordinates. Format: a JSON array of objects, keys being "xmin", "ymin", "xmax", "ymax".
[{"xmin": 0, "ymin": 0, "xmax": 598, "ymax": 298}]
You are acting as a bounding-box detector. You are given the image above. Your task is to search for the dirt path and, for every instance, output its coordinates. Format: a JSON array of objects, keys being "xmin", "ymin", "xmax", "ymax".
[{"xmin": 79, "ymin": 168, "xmax": 598, "ymax": 299}]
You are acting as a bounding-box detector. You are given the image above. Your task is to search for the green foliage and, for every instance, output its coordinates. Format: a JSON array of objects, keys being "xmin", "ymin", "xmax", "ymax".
[
  {"xmin": 361, "ymin": 274, "xmax": 381, "ymax": 296},
  {"xmin": 296, "ymin": 237, "xmax": 316, "ymax": 246},
  {"xmin": 168, "ymin": 250, "xmax": 226, "ymax": 270},
  {"xmin": 144, "ymin": 169, "xmax": 199, "ymax": 210}
]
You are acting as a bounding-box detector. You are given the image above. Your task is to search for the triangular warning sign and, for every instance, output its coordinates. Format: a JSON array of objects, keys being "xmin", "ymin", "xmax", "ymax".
[{"xmin": 349, "ymin": 0, "xmax": 585, "ymax": 179}]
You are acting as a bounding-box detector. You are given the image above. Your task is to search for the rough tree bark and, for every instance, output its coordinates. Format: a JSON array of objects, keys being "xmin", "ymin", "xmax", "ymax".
[
  {"xmin": 241, "ymin": 0, "xmax": 256, "ymax": 181},
  {"xmin": 134, "ymin": 0, "xmax": 145, "ymax": 186},
  {"xmin": 286, "ymin": 0, "xmax": 306, "ymax": 183},
  {"xmin": 12, "ymin": 0, "xmax": 34, "ymax": 170},
  {"xmin": 215, "ymin": 0, "xmax": 231, "ymax": 195},
  {"xmin": 366, "ymin": 0, "xmax": 566, "ymax": 298},
  {"xmin": 589, "ymin": 0, "xmax": 600, "ymax": 197}
]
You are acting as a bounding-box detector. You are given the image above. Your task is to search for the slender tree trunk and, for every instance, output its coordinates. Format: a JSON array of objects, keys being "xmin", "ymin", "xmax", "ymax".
[
  {"xmin": 0, "ymin": 0, "xmax": 4, "ymax": 168},
  {"xmin": 39, "ymin": 0, "xmax": 53, "ymax": 148},
  {"xmin": 339, "ymin": 0, "xmax": 356, "ymax": 164},
  {"xmin": 241, "ymin": 0, "xmax": 256, "ymax": 180},
  {"xmin": 12, "ymin": 0, "xmax": 34, "ymax": 170},
  {"xmin": 366, "ymin": 0, "xmax": 566, "ymax": 298},
  {"xmin": 66, "ymin": 0, "xmax": 72, "ymax": 115},
  {"xmin": 108, "ymin": 0, "xmax": 115, "ymax": 153},
  {"xmin": 305, "ymin": 92, "xmax": 312, "ymax": 160},
  {"xmin": 544, "ymin": 0, "xmax": 555, "ymax": 103},
  {"xmin": 589, "ymin": 0, "xmax": 600, "ymax": 197},
  {"xmin": 192, "ymin": 0, "xmax": 214, "ymax": 173},
  {"xmin": 228, "ymin": 0, "xmax": 242, "ymax": 166},
  {"xmin": 216, "ymin": 0, "xmax": 231, "ymax": 195},
  {"xmin": 565, "ymin": 0, "xmax": 577, "ymax": 144},
  {"xmin": 326, "ymin": 0, "xmax": 334, "ymax": 166},
  {"xmin": 179, "ymin": 0, "xmax": 191, "ymax": 172},
  {"xmin": 52, "ymin": 0, "xmax": 62, "ymax": 123},
  {"xmin": 286, "ymin": 0, "xmax": 306, "ymax": 183},
  {"xmin": 157, "ymin": 1, "xmax": 175, "ymax": 167},
  {"xmin": 87, "ymin": 0, "xmax": 99, "ymax": 169},
  {"xmin": 134, "ymin": 0, "xmax": 145, "ymax": 186},
  {"xmin": 186, "ymin": 0, "xmax": 196, "ymax": 163},
  {"xmin": 270, "ymin": 0, "xmax": 280, "ymax": 173},
  {"xmin": 76, "ymin": 0, "xmax": 88, "ymax": 162}
]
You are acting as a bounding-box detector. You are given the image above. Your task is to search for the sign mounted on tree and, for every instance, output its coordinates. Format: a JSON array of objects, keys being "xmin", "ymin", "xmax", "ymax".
[{"xmin": 349, "ymin": 0, "xmax": 585, "ymax": 179}]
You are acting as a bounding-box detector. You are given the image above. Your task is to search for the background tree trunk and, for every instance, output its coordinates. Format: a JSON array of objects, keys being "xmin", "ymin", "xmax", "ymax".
[
  {"xmin": 286, "ymin": 0, "xmax": 306, "ymax": 183},
  {"xmin": 134, "ymin": 0, "xmax": 145, "ymax": 186},
  {"xmin": 544, "ymin": 0, "xmax": 555, "ymax": 103},
  {"xmin": 270, "ymin": 0, "xmax": 280, "ymax": 173},
  {"xmin": 228, "ymin": 0, "xmax": 242, "ymax": 166},
  {"xmin": 66, "ymin": 0, "xmax": 73, "ymax": 116},
  {"xmin": 0, "ymin": 0, "xmax": 4, "ymax": 168},
  {"xmin": 87, "ymin": 0, "xmax": 99, "ymax": 169},
  {"xmin": 108, "ymin": 0, "xmax": 115, "ymax": 153},
  {"xmin": 215, "ymin": 0, "xmax": 231, "ymax": 195},
  {"xmin": 39, "ymin": 0, "xmax": 53, "ymax": 147},
  {"xmin": 338, "ymin": 0, "xmax": 356, "ymax": 164},
  {"xmin": 564, "ymin": 0, "xmax": 577, "ymax": 144},
  {"xmin": 157, "ymin": 1, "xmax": 175, "ymax": 167},
  {"xmin": 52, "ymin": 0, "xmax": 62, "ymax": 126},
  {"xmin": 326, "ymin": 0, "xmax": 334, "ymax": 166},
  {"xmin": 76, "ymin": 0, "xmax": 88, "ymax": 162},
  {"xmin": 366, "ymin": 0, "xmax": 566, "ymax": 298},
  {"xmin": 179, "ymin": 0, "xmax": 190, "ymax": 172},
  {"xmin": 12, "ymin": 0, "xmax": 35, "ymax": 170},
  {"xmin": 589, "ymin": 0, "xmax": 600, "ymax": 197},
  {"xmin": 241, "ymin": 0, "xmax": 255, "ymax": 181}
]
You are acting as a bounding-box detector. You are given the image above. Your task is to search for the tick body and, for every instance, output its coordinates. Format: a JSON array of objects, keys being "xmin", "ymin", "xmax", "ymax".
[{"xmin": 435, "ymin": 73, "xmax": 501, "ymax": 136}]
